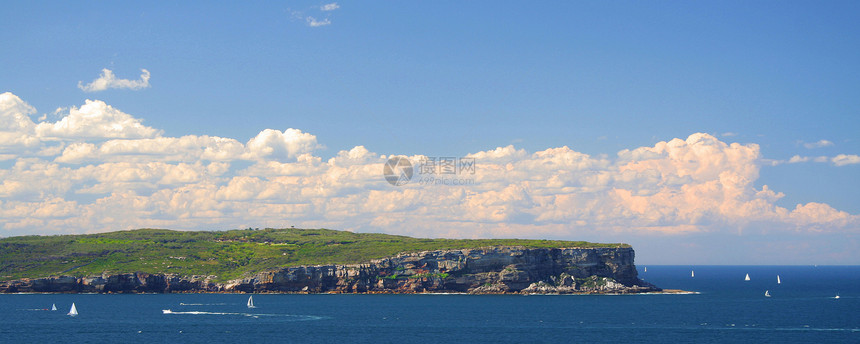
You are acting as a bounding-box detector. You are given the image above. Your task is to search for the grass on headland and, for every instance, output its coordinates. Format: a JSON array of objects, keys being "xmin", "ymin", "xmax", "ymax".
[{"xmin": 0, "ymin": 228, "xmax": 628, "ymax": 282}]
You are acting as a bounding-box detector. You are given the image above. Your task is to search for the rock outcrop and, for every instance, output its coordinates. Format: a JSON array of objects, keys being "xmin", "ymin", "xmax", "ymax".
[{"xmin": 0, "ymin": 246, "xmax": 659, "ymax": 294}]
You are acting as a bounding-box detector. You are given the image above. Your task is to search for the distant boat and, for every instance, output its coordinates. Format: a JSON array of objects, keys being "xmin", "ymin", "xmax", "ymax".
[
  {"xmin": 691, "ymin": 270, "xmax": 695, "ymax": 278},
  {"xmin": 644, "ymin": 267, "xmax": 647, "ymax": 272},
  {"xmin": 247, "ymin": 295, "xmax": 256, "ymax": 308},
  {"xmin": 765, "ymin": 290, "xmax": 771, "ymax": 297},
  {"xmin": 51, "ymin": 304, "xmax": 57, "ymax": 311},
  {"xmin": 777, "ymin": 275, "xmax": 781, "ymax": 284},
  {"xmin": 162, "ymin": 309, "xmax": 173, "ymax": 314},
  {"xmin": 834, "ymin": 294, "xmax": 840, "ymax": 299},
  {"xmin": 745, "ymin": 273, "xmax": 750, "ymax": 281},
  {"xmin": 68, "ymin": 303, "xmax": 78, "ymax": 316}
]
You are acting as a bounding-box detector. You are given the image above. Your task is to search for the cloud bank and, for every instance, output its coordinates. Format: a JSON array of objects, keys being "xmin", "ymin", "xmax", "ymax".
[
  {"xmin": 0, "ymin": 92, "xmax": 857, "ymax": 240},
  {"xmin": 78, "ymin": 69, "xmax": 151, "ymax": 92}
]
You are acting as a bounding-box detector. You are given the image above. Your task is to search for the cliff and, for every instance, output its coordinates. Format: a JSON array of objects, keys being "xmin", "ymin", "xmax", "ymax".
[{"xmin": 0, "ymin": 246, "xmax": 658, "ymax": 294}]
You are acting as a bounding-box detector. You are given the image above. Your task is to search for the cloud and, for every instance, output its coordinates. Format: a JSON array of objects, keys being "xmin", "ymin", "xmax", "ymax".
[
  {"xmin": 55, "ymin": 136, "xmax": 245, "ymax": 164},
  {"xmin": 321, "ymin": 3, "xmax": 340, "ymax": 11},
  {"xmin": 244, "ymin": 128, "xmax": 323, "ymax": 162},
  {"xmin": 0, "ymin": 92, "xmax": 39, "ymax": 150},
  {"xmin": 783, "ymin": 154, "xmax": 858, "ymax": 166},
  {"xmin": 35, "ymin": 100, "xmax": 161, "ymax": 139},
  {"xmin": 802, "ymin": 139, "xmax": 834, "ymax": 149},
  {"xmin": 832, "ymin": 154, "xmax": 860, "ymax": 166},
  {"xmin": 0, "ymin": 92, "xmax": 857, "ymax": 241},
  {"xmin": 788, "ymin": 155, "xmax": 809, "ymax": 164},
  {"xmin": 78, "ymin": 69, "xmax": 151, "ymax": 92},
  {"xmin": 306, "ymin": 17, "xmax": 331, "ymax": 27}
]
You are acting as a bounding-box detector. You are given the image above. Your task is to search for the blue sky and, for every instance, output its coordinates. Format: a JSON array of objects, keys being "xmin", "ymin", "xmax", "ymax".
[{"xmin": 1, "ymin": 1, "xmax": 858, "ymax": 264}]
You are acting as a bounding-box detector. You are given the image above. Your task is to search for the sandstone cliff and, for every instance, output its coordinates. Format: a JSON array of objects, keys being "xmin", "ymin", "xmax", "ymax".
[{"xmin": 0, "ymin": 246, "xmax": 659, "ymax": 294}]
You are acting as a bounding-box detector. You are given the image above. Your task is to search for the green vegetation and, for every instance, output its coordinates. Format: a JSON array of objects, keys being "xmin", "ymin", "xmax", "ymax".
[
  {"xmin": 577, "ymin": 276, "xmax": 614, "ymax": 289},
  {"xmin": 410, "ymin": 272, "xmax": 449, "ymax": 279},
  {"xmin": 0, "ymin": 227, "xmax": 627, "ymax": 282}
]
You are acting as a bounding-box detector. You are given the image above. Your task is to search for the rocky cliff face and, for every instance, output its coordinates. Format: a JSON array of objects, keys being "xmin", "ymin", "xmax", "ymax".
[{"xmin": 0, "ymin": 246, "xmax": 659, "ymax": 294}]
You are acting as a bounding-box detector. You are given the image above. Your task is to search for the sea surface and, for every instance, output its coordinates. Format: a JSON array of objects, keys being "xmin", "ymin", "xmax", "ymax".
[{"xmin": 1, "ymin": 266, "xmax": 858, "ymax": 343}]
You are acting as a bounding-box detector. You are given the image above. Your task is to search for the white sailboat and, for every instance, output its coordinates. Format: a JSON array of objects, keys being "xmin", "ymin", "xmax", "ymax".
[
  {"xmin": 691, "ymin": 270, "xmax": 695, "ymax": 278},
  {"xmin": 744, "ymin": 273, "xmax": 750, "ymax": 281},
  {"xmin": 777, "ymin": 275, "xmax": 781, "ymax": 284},
  {"xmin": 765, "ymin": 290, "xmax": 771, "ymax": 297},
  {"xmin": 51, "ymin": 303, "xmax": 57, "ymax": 311},
  {"xmin": 644, "ymin": 267, "xmax": 647, "ymax": 272},
  {"xmin": 247, "ymin": 295, "xmax": 256, "ymax": 308},
  {"xmin": 68, "ymin": 303, "xmax": 78, "ymax": 316}
]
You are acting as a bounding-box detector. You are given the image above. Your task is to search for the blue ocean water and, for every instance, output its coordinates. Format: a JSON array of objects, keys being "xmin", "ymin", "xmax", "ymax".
[{"xmin": 1, "ymin": 266, "xmax": 857, "ymax": 343}]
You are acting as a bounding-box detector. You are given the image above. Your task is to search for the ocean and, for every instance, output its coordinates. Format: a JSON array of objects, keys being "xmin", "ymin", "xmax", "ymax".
[{"xmin": 2, "ymin": 266, "xmax": 857, "ymax": 343}]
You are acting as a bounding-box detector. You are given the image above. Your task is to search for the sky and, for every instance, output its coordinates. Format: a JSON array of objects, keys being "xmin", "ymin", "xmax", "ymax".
[{"xmin": 1, "ymin": 1, "xmax": 858, "ymax": 264}]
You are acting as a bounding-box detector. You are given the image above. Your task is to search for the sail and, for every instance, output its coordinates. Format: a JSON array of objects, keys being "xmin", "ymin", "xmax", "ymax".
[
  {"xmin": 777, "ymin": 275, "xmax": 781, "ymax": 284},
  {"xmin": 68, "ymin": 303, "xmax": 78, "ymax": 316},
  {"xmin": 644, "ymin": 267, "xmax": 647, "ymax": 272},
  {"xmin": 691, "ymin": 270, "xmax": 694, "ymax": 277},
  {"xmin": 247, "ymin": 295, "xmax": 255, "ymax": 308},
  {"xmin": 745, "ymin": 273, "xmax": 750, "ymax": 281},
  {"xmin": 51, "ymin": 304, "xmax": 57, "ymax": 311},
  {"xmin": 765, "ymin": 290, "xmax": 770, "ymax": 297}
]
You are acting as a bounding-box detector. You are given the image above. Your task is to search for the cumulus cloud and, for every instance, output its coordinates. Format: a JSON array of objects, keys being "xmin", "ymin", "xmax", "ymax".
[
  {"xmin": 0, "ymin": 92, "xmax": 857, "ymax": 240},
  {"xmin": 832, "ymin": 154, "xmax": 860, "ymax": 166},
  {"xmin": 35, "ymin": 100, "xmax": 161, "ymax": 140},
  {"xmin": 0, "ymin": 92, "xmax": 39, "ymax": 150},
  {"xmin": 78, "ymin": 69, "xmax": 151, "ymax": 92},
  {"xmin": 321, "ymin": 3, "xmax": 339, "ymax": 11},
  {"xmin": 244, "ymin": 128, "xmax": 323, "ymax": 162}
]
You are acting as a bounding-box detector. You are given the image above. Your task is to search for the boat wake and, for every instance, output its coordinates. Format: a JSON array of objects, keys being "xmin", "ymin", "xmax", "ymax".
[
  {"xmin": 161, "ymin": 310, "xmax": 324, "ymax": 321},
  {"xmin": 178, "ymin": 303, "xmax": 229, "ymax": 306}
]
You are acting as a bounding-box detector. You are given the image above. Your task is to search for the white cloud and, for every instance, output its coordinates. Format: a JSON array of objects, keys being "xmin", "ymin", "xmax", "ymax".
[
  {"xmin": 788, "ymin": 155, "xmax": 809, "ymax": 163},
  {"xmin": 0, "ymin": 92, "xmax": 857, "ymax": 239},
  {"xmin": 321, "ymin": 3, "xmax": 340, "ymax": 11},
  {"xmin": 306, "ymin": 16, "xmax": 331, "ymax": 27},
  {"xmin": 35, "ymin": 100, "xmax": 161, "ymax": 140},
  {"xmin": 244, "ymin": 128, "xmax": 323, "ymax": 162},
  {"xmin": 0, "ymin": 92, "xmax": 40, "ymax": 153},
  {"xmin": 54, "ymin": 135, "xmax": 245, "ymax": 164},
  {"xmin": 802, "ymin": 139, "xmax": 834, "ymax": 149},
  {"xmin": 832, "ymin": 154, "xmax": 860, "ymax": 166},
  {"xmin": 783, "ymin": 154, "xmax": 858, "ymax": 166},
  {"xmin": 78, "ymin": 69, "xmax": 151, "ymax": 92}
]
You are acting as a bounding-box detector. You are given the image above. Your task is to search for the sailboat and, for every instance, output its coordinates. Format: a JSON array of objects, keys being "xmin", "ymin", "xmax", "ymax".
[
  {"xmin": 765, "ymin": 290, "xmax": 771, "ymax": 297},
  {"xmin": 744, "ymin": 273, "xmax": 750, "ymax": 281},
  {"xmin": 777, "ymin": 275, "xmax": 781, "ymax": 284},
  {"xmin": 51, "ymin": 304, "xmax": 57, "ymax": 311},
  {"xmin": 68, "ymin": 303, "xmax": 78, "ymax": 316},
  {"xmin": 691, "ymin": 270, "xmax": 695, "ymax": 278},
  {"xmin": 644, "ymin": 267, "xmax": 647, "ymax": 272},
  {"xmin": 247, "ymin": 295, "xmax": 256, "ymax": 308}
]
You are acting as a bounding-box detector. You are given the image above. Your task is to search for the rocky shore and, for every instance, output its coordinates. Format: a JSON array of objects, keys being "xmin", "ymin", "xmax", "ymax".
[{"xmin": 0, "ymin": 246, "xmax": 660, "ymax": 294}]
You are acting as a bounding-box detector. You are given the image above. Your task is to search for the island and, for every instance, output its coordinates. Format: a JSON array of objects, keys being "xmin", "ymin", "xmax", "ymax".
[{"xmin": 0, "ymin": 228, "xmax": 661, "ymax": 294}]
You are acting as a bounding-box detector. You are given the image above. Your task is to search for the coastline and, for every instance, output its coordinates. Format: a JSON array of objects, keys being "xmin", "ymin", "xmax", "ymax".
[{"xmin": 2, "ymin": 246, "xmax": 662, "ymax": 295}]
